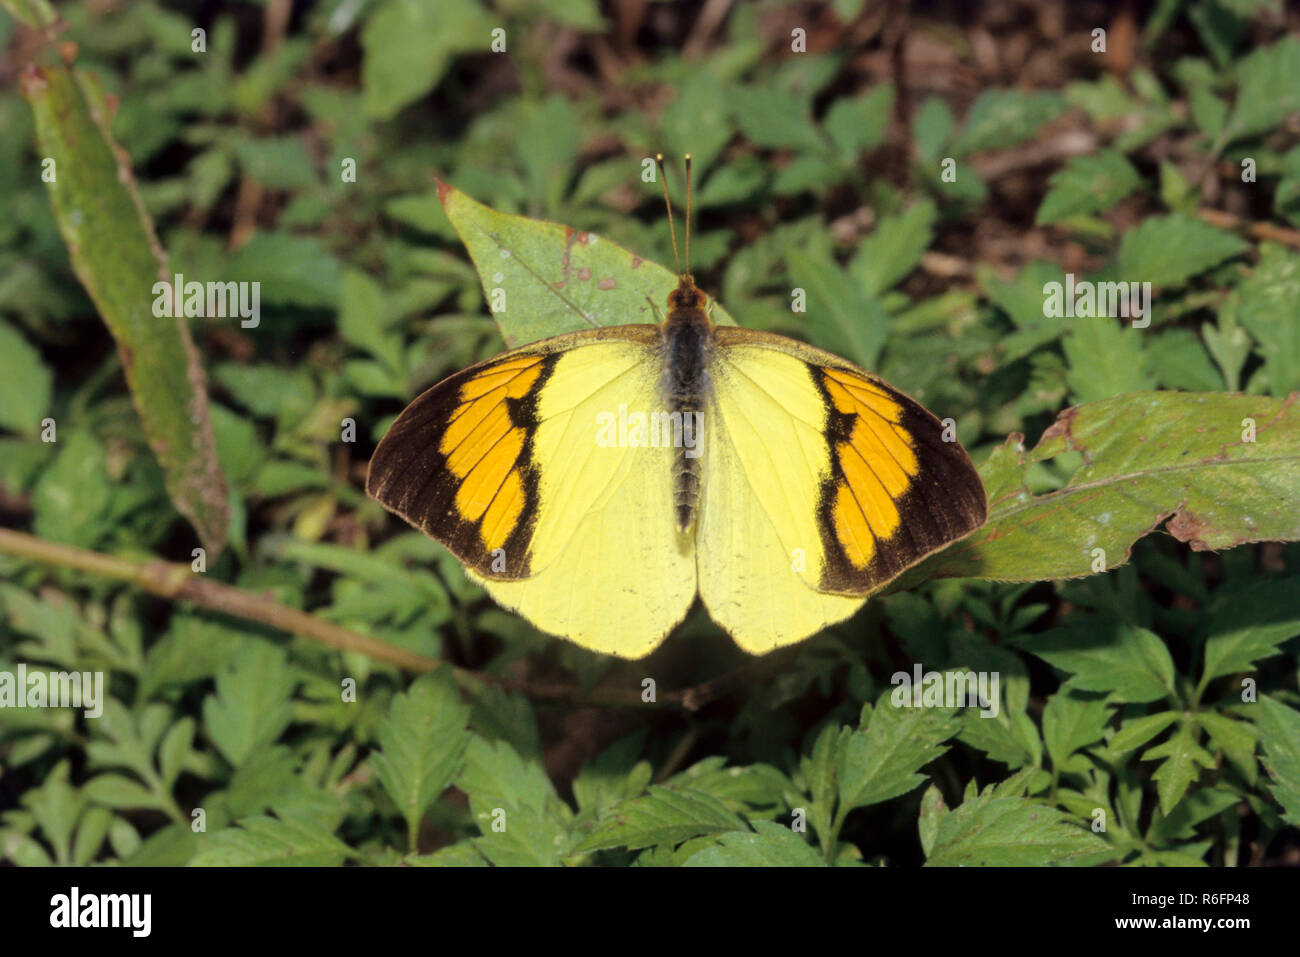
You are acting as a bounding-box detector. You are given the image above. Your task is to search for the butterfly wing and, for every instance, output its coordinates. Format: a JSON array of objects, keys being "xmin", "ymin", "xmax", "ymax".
[
  {"xmin": 696, "ymin": 328, "xmax": 986, "ymax": 655},
  {"xmin": 368, "ymin": 326, "xmax": 697, "ymax": 658}
]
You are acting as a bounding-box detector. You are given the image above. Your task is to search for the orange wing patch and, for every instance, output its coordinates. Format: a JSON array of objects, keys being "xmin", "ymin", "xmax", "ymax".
[
  {"xmin": 820, "ymin": 368, "xmax": 920, "ymax": 570},
  {"xmin": 440, "ymin": 356, "xmax": 543, "ymax": 551},
  {"xmin": 367, "ymin": 350, "xmax": 556, "ymax": 579}
]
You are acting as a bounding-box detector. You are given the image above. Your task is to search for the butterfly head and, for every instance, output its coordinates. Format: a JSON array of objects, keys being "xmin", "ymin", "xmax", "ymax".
[{"xmin": 668, "ymin": 275, "xmax": 705, "ymax": 312}]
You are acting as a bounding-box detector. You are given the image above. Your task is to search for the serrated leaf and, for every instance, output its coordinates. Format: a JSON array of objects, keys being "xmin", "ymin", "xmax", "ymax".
[
  {"xmin": 456, "ymin": 737, "xmax": 572, "ymax": 866},
  {"xmin": 371, "ymin": 668, "xmax": 471, "ymax": 847},
  {"xmin": 824, "ymin": 83, "xmax": 894, "ymax": 159},
  {"xmin": 1201, "ymin": 575, "xmax": 1300, "ymax": 685},
  {"xmin": 917, "ymin": 784, "xmax": 947, "ymax": 858},
  {"xmin": 574, "ymin": 786, "xmax": 746, "ymax": 852},
  {"xmin": 439, "ymin": 182, "xmax": 734, "ymax": 348},
  {"xmin": 905, "ymin": 392, "xmax": 1300, "ymax": 586},
  {"xmin": 788, "ymin": 247, "xmax": 888, "ymax": 369},
  {"xmin": 1142, "ymin": 721, "xmax": 1215, "ymax": 815},
  {"xmin": 1063, "ymin": 319, "xmax": 1154, "ymax": 403},
  {"xmin": 682, "ymin": 821, "xmax": 825, "ymax": 867},
  {"xmin": 1017, "ymin": 618, "xmax": 1176, "ymax": 704},
  {"xmin": 1257, "ymin": 695, "xmax": 1300, "ymax": 826},
  {"xmin": 360, "ymin": 0, "xmax": 491, "ymax": 120},
  {"xmin": 189, "ymin": 814, "xmax": 354, "ymax": 867},
  {"xmin": 1147, "ymin": 787, "xmax": 1240, "ymax": 845},
  {"xmin": 1226, "ymin": 36, "xmax": 1300, "ymax": 142},
  {"xmin": 925, "ymin": 792, "xmax": 1114, "ymax": 866},
  {"xmin": 1236, "ymin": 244, "xmax": 1300, "ymax": 395},
  {"xmin": 849, "ymin": 200, "xmax": 936, "ymax": 297},
  {"xmin": 837, "ymin": 694, "xmax": 961, "ymax": 812},
  {"xmin": 1042, "ymin": 692, "xmax": 1112, "ymax": 768},
  {"xmin": 1109, "ymin": 710, "xmax": 1180, "ymax": 754},
  {"xmin": 1118, "ymin": 214, "xmax": 1249, "ymax": 288},
  {"xmin": 201, "ymin": 643, "xmax": 296, "ymax": 767},
  {"xmin": 1036, "ymin": 151, "xmax": 1142, "ymax": 225}
]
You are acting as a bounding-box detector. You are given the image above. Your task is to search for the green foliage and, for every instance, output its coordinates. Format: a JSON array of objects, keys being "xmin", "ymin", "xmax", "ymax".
[{"xmin": 1, "ymin": 0, "xmax": 1298, "ymax": 870}]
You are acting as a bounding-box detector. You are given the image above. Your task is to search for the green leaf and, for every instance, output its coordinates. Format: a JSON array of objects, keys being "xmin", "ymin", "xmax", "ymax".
[
  {"xmin": 788, "ymin": 247, "xmax": 888, "ymax": 369},
  {"xmin": 1042, "ymin": 692, "xmax": 1112, "ymax": 768},
  {"xmin": 82, "ymin": 774, "xmax": 167, "ymax": 812},
  {"xmin": 925, "ymin": 792, "xmax": 1114, "ymax": 866},
  {"xmin": 1257, "ymin": 696, "xmax": 1300, "ymax": 827},
  {"xmin": 439, "ymin": 182, "xmax": 735, "ymax": 348},
  {"xmin": 361, "ymin": 0, "xmax": 491, "ymax": 120},
  {"xmin": 231, "ymin": 135, "xmax": 317, "ymax": 189},
  {"xmin": 201, "ymin": 643, "xmax": 296, "ymax": 767},
  {"xmin": 456, "ymin": 737, "xmax": 572, "ymax": 866},
  {"xmin": 1017, "ymin": 619, "xmax": 1176, "ymax": 704},
  {"xmin": 837, "ymin": 695, "xmax": 961, "ymax": 812},
  {"xmin": 1148, "ymin": 328, "xmax": 1225, "ymax": 393},
  {"xmin": 406, "ymin": 842, "xmax": 489, "ymax": 867},
  {"xmin": 1110, "ymin": 710, "xmax": 1180, "ymax": 754},
  {"xmin": 0, "ymin": 318, "xmax": 51, "ymax": 435},
  {"xmin": 1201, "ymin": 575, "xmax": 1300, "ymax": 685},
  {"xmin": 30, "ymin": 430, "xmax": 113, "ymax": 549},
  {"xmin": 1143, "ymin": 721, "xmax": 1214, "ymax": 815},
  {"xmin": 907, "ymin": 392, "xmax": 1300, "ymax": 586},
  {"xmin": 1236, "ymin": 244, "xmax": 1300, "ymax": 395},
  {"xmin": 823, "ymin": 83, "xmax": 894, "ymax": 159},
  {"xmin": 1063, "ymin": 319, "xmax": 1154, "ymax": 403},
  {"xmin": 730, "ymin": 85, "xmax": 824, "ymax": 152},
  {"xmin": 952, "ymin": 89, "xmax": 1066, "ymax": 155},
  {"xmin": 371, "ymin": 668, "xmax": 471, "ymax": 848},
  {"xmin": 683, "ymin": 821, "xmax": 825, "ymax": 867},
  {"xmin": 575, "ymin": 786, "xmax": 747, "ymax": 852},
  {"xmin": 849, "ymin": 200, "xmax": 936, "ymax": 297},
  {"xmin": 1147, "ymin": 787, "xmax": 1240, "ymax": 845},
  {"xmin": 190, "ymin": 814, "xmax": 355, "ymax": 866},
  {"xmin": 1118, "ymin": 214, "xmax": 1249, "ymax": 288},
  {"xmin": 228, "ymin": 232, "xmax": 340, "ymax": 308},
  {"xmin": 660, "ymin": 71, "xmax": 731, "ymax": 175},
  {"xmin": 1036, "ymin": 151, "xmax": 1142, "ymax": 225},
  {"xmin": 1226, "ymin": 36, "xmax": 1300, "ymax": 142},
  {"xmin": 21, "ymin": 66, "xmax": 229, "ymax": 552}
]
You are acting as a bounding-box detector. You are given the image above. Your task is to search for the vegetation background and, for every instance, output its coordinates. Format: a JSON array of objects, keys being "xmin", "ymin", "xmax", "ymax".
[{"xmin": 1, "ymin": 0, "xmax": 1298, "ymax": 867}]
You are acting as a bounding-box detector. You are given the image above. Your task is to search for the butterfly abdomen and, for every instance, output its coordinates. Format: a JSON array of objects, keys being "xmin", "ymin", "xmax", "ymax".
[{"xmin": 662, "ymin": 288, "xmax": 712, "ymax": 532}]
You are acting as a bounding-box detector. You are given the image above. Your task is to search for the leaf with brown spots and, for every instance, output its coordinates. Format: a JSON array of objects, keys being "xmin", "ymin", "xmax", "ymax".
[
  {"xmin": 438, "ymin": 181, "xmax": 735, "ymax": 347},
  {"xmin": 898, "ymin": 391, "xmax": 1300, "ymax": 586},
  {"xmin": 21, "ymin": 64, "xmax": 229, "ymax": 554}
]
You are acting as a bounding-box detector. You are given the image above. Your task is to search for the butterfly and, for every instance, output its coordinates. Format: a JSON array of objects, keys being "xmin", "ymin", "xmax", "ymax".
[{"xmin": 367, "ymin": 157, "xmax": 986, "ymax": 659}]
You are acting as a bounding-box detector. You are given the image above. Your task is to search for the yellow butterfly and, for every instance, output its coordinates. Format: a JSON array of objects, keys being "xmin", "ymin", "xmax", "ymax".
[{"xmin": 368, "ymin": 159, "xmax": 986, "ymax": 659}]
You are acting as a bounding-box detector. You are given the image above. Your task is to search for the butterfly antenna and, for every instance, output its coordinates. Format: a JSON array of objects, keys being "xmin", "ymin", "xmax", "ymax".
[
  {"xmin": 684, "ymin": 153, "xmax": 692, "ymax": 276},
  {"xmin": 655, "ymin": 153, "xmax": 682, "ymax": 276}
]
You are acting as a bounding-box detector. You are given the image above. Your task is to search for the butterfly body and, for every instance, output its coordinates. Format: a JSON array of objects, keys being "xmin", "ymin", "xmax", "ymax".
[{"xmin": 661, "ymin": 275, "xmax": 712, "ymax": 531}]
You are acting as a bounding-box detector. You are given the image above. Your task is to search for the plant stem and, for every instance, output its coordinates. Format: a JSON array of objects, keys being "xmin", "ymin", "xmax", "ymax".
[{"xmin": 0, "ymin": 528, "xmax": 751, "ymax": 711}]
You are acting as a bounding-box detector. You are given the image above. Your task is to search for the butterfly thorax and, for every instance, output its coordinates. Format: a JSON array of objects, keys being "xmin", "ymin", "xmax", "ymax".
[{"xmin": 661, "ymin": 275, "xmax": 712, "ymax": 533}]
